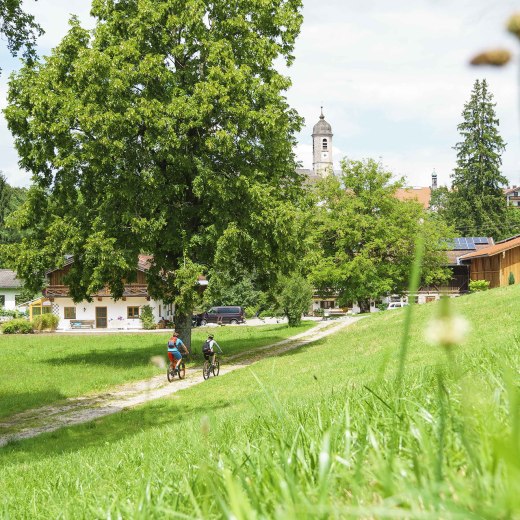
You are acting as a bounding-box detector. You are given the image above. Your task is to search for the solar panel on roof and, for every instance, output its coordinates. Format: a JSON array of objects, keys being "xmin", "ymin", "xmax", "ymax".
[{"xmin": 452, "ymin": 237, "xmax": 478, "ymax": 250}]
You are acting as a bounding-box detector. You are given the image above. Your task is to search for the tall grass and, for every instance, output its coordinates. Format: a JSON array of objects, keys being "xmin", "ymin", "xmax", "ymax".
[{"xmin": 1, "ymin": 286, "xmax": 520, "ymax": 517}]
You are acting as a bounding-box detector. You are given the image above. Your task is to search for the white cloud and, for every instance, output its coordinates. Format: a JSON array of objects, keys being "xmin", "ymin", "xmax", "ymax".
[{"xmin": 1, "ymin": 0, "xmax": 520, "ymax": 189}]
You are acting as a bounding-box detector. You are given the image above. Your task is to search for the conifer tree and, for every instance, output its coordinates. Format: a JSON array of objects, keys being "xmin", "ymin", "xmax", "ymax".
[{"xmin": 449, "ymin": 79, "xmax": 507, "ymax": 238}]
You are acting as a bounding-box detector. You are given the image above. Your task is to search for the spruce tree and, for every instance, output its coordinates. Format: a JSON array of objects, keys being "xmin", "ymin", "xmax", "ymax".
[{"xmin": 449, "ymin": 79, "xmax": 507, "ymax": 238}]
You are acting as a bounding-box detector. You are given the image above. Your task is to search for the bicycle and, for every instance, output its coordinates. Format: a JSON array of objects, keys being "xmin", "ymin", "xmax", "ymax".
[
  {"xmin": 202, "ymin": 354, "xmax": 220, "ymax": 380},
  {"xmin": 167, "ymin": 358, "xmax": 186, "ymax": 382}
]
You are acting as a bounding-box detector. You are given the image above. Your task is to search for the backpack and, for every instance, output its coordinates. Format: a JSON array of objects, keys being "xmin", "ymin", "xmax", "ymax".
[
  {"xmin": 167, "ymin": 339, "xmax": 176, "ymax": 349},
  {"xmin": 202, "ymin": 340, "xmax": 212, "ymax": 354}
]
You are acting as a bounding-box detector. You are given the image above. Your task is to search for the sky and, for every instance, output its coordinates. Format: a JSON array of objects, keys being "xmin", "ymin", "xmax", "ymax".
[{"xmin": 0, "ymin": 0, "xmax": 519, "ymax": 189}]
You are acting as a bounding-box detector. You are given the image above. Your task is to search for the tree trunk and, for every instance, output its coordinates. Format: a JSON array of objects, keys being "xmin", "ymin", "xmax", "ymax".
[
  {"xmin": 358, "ymin": 299, "xmax": 371, "ymax": 314},
  {"xmin": 174, "ymin": 311, "xmax": 192, "ymax": 353}
]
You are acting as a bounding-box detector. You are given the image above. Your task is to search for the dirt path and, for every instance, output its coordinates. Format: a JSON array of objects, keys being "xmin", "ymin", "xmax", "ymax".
[{"xmin": 0, "ymin": 317, "xmax": 362, "ymax": 448}]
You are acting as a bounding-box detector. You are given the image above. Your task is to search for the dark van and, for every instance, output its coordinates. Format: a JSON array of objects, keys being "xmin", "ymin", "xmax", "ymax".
[{"xmin": 199, "ymin": 306, "xmax": 245, "ymax": 325}]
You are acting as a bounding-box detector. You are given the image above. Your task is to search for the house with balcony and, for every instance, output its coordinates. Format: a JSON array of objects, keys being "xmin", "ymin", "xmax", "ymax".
[
  {"xmin": 405, "ymin": 237, "xmax": 493, "ymax": 303},
  {"xmin": 505, "ymin": 186, "xmax": 520, "ymax": 207},
  {"xmin": 33, "ymin": 255, "xmax": 173, "ymax": 330}
]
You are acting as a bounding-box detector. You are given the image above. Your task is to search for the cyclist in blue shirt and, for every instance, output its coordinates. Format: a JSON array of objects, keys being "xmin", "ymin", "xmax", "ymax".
[{"xmin": 167, "ymin": 332, "xmax": 186, "ymax": 373}]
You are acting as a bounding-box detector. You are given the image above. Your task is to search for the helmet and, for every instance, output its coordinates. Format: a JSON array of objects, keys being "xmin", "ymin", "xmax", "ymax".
[
  {"xmin": 173, "ymin": 332, "xmax": 179, "ymax": 337},
  {"xmin": 208, "ymin": 334, "xmax": 214, "ymax": 339}
]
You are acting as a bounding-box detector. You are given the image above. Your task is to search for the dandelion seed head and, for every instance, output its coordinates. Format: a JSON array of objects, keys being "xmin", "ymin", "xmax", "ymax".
[
  {"xmin": 150, "ymin": 355, "xmax": 166, "ymax": 369},
  {"xmin": 507, "ymin": 13, "xmax": 520, "ymax": 39},
  {"xmin": 470, "ymin": 49, "xmax": 511, "ymax": 66},
  {"xmin": 425, "ymin": 315, "xmax": 469, "ymax": 348}
]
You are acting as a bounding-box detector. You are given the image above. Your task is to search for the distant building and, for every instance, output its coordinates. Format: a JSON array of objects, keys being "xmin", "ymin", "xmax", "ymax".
[
  {"xmin": 0, "ymin": 270, "xmax": 22, "ymax": 310},
  {"xmin": 395, "ymin": 186, "xmax": 432, "ymax": 210},
  {"xmin": 394, "ymin": 171, "xmax": 438, "ymax": 210},
  {"xmin": 460, "ymin": 234, "xmax": 520, "ymax": 288},
  {"xmin": 415, "ymin": 236, "xmax": 494, "ymax": 300},
  {"xmin": 504, "ymin": 186, "xmax": 520, "ymax": 207},
  {"xmin": 298, "ymin": 108, "xmax": 336, "ymax": 181}
]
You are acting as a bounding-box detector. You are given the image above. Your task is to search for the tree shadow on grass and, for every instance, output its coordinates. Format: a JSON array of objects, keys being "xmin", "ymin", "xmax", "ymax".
[
  {"xmin": 42, "ymin": 336, "xmax": 290, "ymax": 368},
  {"xmin": 275, "ymin": 337, "xmax": 328, "ymax": 358},
  {"xmin": 0, "ymin": 397, "xmax": 233, "ymax": 461},
  {"xmin": 43, "ymin": 344, "xmax": 166, "ymax": 368}
]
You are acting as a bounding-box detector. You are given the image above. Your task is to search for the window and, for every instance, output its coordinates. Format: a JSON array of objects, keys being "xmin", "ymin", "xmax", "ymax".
[
  {"xmin": 127, "ymin": 306, "xmax": 140, "ymax": 319},
  {"xmin": 64, "ymin": 307, "xmax": 76, "ymax": 320},
  {"xmin": 322, "ymin": 138, "xmax": 328, "ymax": 150},
  {"xmin": 14, "ymin": 295, "xmax": 23, "ymax": 306},
  {"xmin": 0, "ymin": 295, "xmax": 4, "ymax": 308}
]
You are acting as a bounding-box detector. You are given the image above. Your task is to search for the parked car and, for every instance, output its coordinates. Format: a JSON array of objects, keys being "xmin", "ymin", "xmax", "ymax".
[
  {"xmin": 387, "ymin": 302, "xmax": 409, "ymax": 310},
  {"xmin": 197, "ymin": 306, "xmax": 246, "ymax": 325}
]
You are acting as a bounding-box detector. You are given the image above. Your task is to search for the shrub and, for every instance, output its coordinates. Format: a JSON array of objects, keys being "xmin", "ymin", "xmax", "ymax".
[
  {"xmin": 0, "ymin": 308, "xmax": 28, "ymax": 319},
  {"xmin": 32, "ymin": 313, "xmax": 59, "ymax": 331},
  {"xmin": 277, "ymin": 274, "xmax": 313, "ymax": 327},
  {"xmin": 1, "ymin": 318, "xmax": 33, "ymax": 334},
  {"xmin": 508, "ymin": 272, "xmax": 515, "ymax": 285},
  {"xmin": 469, "ymin": 280, "xmax": 490, "ymax": 292},
  {"xmin": 244, "ymin": 306, "xmax": 258, "ymax": 319},
  {"xmin": 140, "ymin": 305, "xmax": 156, "ymax": 330}
]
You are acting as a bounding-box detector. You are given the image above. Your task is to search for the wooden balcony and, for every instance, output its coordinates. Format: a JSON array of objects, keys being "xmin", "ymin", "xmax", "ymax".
[{"xmin": 44, "ymin": 284, "xmax": 150, "ymax": 298}]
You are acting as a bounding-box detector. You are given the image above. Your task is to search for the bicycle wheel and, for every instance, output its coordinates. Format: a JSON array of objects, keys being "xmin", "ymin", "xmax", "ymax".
[
  {"xmin": 203, "ymin": 360, "xmax": 211, "ymax": 380},
  {"xmin": 167, "ymin": 365, "xmax": 175, "ymax": 383},
  {"xmin": 178, "ymin": 362, "xmax": 186, "ymax": 379},
  {"xmin": 212, "ymin": 359, "xmax": 220, "ymax": 376}
]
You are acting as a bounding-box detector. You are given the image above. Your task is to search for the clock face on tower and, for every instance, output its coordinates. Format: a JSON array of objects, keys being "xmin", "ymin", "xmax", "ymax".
[{"xmin": 321, "ymin": 152, "xmax": 328, "ymax": 159}]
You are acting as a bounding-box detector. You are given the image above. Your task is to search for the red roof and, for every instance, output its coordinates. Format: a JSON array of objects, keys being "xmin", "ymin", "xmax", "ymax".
[{"xmin": 395, "ymin": 187, "xmax": 431, "ymax": 209}]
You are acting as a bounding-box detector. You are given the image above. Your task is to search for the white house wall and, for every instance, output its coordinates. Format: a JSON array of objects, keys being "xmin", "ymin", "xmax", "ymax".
[
  {"xmin": 52, "ymin": 297, "xmax": 167, "ymax": 330},
  {"xmin": 0, "ymin": 289, "xmax": 20, "ymax": 311}
]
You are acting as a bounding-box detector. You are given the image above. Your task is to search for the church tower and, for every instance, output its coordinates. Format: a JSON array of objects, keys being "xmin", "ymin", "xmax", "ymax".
[{"xmin": 312, "ymin": 108, "xmax": 333, "ymax": 176}]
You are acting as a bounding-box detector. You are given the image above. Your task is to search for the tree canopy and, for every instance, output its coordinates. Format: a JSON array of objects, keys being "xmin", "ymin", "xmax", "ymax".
[
  {"xmin": 0, "ymin": 173, "xmax": 27, "ymax": 267},
  {"xmin": 0, "ymin": 0, "xmax": 42, "ymax": 72},
  {"xmin": 448, "ymin": 79, "xmax": 508, "ymax": 238},
  {"xmin": 307, "ymin": 158, "xmax": 453, "ymax": 311},
  {"xmin": 3, "ymin": 0, "xmax": 306, "ymax": 341}
]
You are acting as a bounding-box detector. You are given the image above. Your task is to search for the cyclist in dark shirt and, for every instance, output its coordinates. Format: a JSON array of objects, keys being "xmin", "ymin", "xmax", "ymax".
[{"xmin": 202, "ymin": 334, "xmax": 222, "ymax": 367}]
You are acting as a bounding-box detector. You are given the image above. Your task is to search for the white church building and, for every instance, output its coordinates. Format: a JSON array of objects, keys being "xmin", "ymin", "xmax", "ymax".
[{"xmin": 297, "ymin": 108, "xmax": 336, "ymax": 181}]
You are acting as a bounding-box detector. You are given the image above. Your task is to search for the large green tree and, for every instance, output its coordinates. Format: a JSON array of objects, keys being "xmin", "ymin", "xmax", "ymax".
[
  {"xmin": 0, "ymin": 0, "xmax": 42, "ymax": 72},
  {"xmin": 307, "ymin": 158, "xmax": 453, "ymax": 312},
  {"xmin": 448, "ymin": 79, "xmax": 508, "ymax": 238},
  {"xmin": 0, "ymin": 173, "xmax": 27, "ymax": 267},
  {"xmin": 3, "ymin": 0, "xmax": 305, "ymax": 346}
]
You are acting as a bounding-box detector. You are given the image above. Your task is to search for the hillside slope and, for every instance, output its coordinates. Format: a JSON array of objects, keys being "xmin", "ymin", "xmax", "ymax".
[{"xmin": 2, "ymin": 286, "xmax": 520, "ymax": 518}]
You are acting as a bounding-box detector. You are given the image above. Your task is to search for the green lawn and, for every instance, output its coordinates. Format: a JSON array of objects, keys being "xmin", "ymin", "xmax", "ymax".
[
  {"xmin": 1, "ymin": 287, "xmax": 520, "ymax": 518},
  {"xmin": 0, "ymin": 321, "xmax": 316, "ymax": 419}
]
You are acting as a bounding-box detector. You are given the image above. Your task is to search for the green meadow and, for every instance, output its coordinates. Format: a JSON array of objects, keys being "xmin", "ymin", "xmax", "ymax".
[
  {"xmin": 1, "ymin": 286, "xmax": 520, "ymax": 518},
  {"xmin": 0, "ymin": 322, "xmax": 315, "ymax": 419}
]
